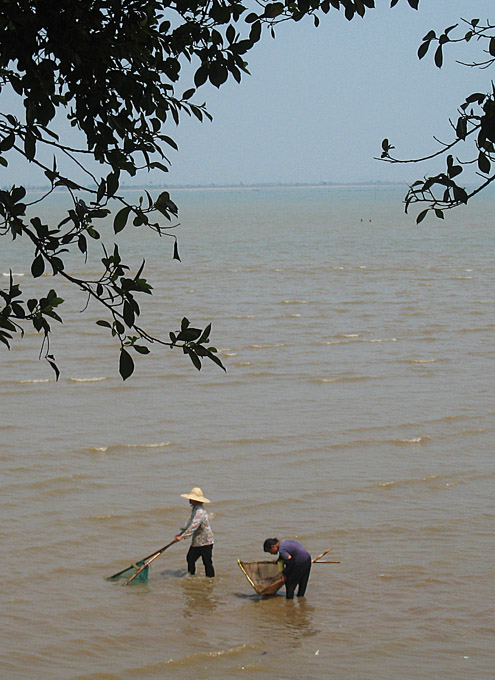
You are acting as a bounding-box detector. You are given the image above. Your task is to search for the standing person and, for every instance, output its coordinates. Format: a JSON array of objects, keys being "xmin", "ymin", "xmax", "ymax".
[
  {"xmin": 263, "ymin": 537, "xmax": 311, "ymax": 599},
  {"xmin": 175, "ymin": 487, "xmax": 215, "ymax": 577}
]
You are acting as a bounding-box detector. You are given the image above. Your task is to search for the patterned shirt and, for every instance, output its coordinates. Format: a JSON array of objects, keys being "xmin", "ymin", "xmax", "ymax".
[{"xmin": 180, "ymin": 505, "xmax": 214, "ymax": 547}]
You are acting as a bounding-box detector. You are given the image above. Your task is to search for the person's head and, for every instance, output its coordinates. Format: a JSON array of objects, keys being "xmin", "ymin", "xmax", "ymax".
[
  {"xmin": 263, "ymin": 538, "xmax": 280, "ymax": 555},
  {"xmin": 180, "ymin": 487, "xmax": 211, "ymax": 506}
]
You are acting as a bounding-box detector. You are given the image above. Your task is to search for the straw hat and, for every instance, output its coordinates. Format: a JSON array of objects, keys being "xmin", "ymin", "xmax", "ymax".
[{"xmin": 180, "ymin": 487, "xmax": 211, "ymax": 503}]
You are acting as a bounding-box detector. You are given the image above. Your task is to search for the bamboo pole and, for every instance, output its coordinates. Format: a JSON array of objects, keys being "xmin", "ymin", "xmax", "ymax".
[
  {"xmin": 123, "ymin": 540, "xmax": 176, "ymax": 586},
  {"xmin": 312, "ymin": 547, "xmax": 333, "ymax": 562}
]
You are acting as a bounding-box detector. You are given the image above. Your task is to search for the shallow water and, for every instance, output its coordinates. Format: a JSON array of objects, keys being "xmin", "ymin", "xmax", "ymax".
[{"xmin": 1, "ymin": 185, "xmax": 494, "ymax": 679}]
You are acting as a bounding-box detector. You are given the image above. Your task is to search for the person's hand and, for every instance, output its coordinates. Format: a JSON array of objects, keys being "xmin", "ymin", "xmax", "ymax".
[{"xmin": 174, "ymin": 534, "xmax": 182, "ymax": 542}]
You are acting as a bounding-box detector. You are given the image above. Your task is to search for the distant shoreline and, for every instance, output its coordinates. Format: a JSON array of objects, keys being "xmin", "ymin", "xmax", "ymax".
[{"xmin": 20, "ymin": 180, "xmax": 408, "ymax": 193}]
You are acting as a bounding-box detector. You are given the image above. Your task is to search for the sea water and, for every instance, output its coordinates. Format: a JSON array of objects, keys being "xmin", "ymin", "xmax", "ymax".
[{"xmin": 1, "ymin": 184, "xmax": 494, "ymax": 679}]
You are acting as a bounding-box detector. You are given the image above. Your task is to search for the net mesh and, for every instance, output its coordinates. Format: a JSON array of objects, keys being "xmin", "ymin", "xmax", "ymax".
[
  {"xmin": 106, "ymin": 560, "xmax": 149, "ymax": 583},
  {"xmin": 238, "ymin": 560, "xmax": 284, "ymax": 596}
]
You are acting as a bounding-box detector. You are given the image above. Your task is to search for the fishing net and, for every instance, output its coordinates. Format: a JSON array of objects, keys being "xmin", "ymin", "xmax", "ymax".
[
  {"xmin": 238, "ymin": 560, "xmax": 285, "ymax": 596},
  {"xmin": 106, "ymin": 560, "xmax": 150, "ymax": 583}
]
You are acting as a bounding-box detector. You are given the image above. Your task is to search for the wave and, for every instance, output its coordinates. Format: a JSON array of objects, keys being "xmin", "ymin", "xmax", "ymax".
[
  {"xmin": 25, "ymin": 473, "xmax": 90, "ymax": 491},
  {"xmin": 391, "ymin": 436, "xmax": 431, "ymax": 444},
  {"xmin": 459, "ymin": 326, "xmax": 495, "ymax": 333},
  {"xmin": 314, "ymin": 337, "xmax": 397, "ymax": 345},
  {"xmin": 401, "ymin": 358, "xmax": 450, "ymax": 365},
  {"xmin": 366, "ymin": 469, "xmax": 492, "ymax": 492},
  {"xmin": 308, "ymin": 375, "xmax": 373, "ymax": 384},
  {"xmin": 134, "ymin": 644, "xmax": 255, "ymax": 672},
  {"xmin": 248, "ymin": 343, "xmax": 287, "ymax": 349},
  {"xmin": 88, "ymin": 441, "xmax": 172, "ymax": 454},
  {"xmin": 69, "ymin": 376, "xmax": 108, "ymax": 383}
]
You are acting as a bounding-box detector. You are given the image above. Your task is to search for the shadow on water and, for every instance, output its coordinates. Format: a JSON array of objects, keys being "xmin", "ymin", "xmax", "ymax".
[{"xmin": 158, "ymin": 568, "xmax": 188, "ymax": 578}]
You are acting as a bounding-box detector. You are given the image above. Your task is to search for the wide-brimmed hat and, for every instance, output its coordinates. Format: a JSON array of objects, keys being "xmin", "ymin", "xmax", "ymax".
[{"xmin": 180, "ymin": 487, "xmax": 210, "ymax": 503}]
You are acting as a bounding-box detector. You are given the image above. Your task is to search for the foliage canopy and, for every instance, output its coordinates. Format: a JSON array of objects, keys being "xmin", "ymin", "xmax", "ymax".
[{"xmin": 0, "ymin": 0, "xmax": 419, "ymax": 378}]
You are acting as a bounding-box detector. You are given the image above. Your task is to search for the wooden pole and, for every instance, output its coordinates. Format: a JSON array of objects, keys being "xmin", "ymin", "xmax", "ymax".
[
  {"xmin": 312, "ymin": 547, "xmax": 333, "ymax": 563},
  {"xmin": 123, "ymin": 540, "xmax": 176, "ymax": 586}
]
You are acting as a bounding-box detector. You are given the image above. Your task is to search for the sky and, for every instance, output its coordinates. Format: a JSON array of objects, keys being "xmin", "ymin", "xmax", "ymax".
[
  {"xmin": 5, "ymin": 0, "xmax": 495, "ymax": 188},
  {"xmin": 165, "ymin": 0, "xmax": 495, "ymax": 186}
]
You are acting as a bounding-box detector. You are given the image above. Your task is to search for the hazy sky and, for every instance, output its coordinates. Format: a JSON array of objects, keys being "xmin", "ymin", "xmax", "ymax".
[
  {"xmin": 165, "ymin": 0, "xmax": 495, "ymax": 186},
  {"xmin": 6, "ymin": 1, "xmax": 495, "ymax": 187}
]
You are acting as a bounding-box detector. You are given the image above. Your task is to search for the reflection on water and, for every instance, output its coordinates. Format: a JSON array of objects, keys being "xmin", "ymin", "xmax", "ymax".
[
  {"xmin": 180, "ymin": 576, "xmax": 221, "ymax": 616},
  {"xmin": 283, "ymin": 599, "xmax": 319, "ymax": 638},
  {"xmin": 255, "ymin": 597, "xmax": 320, "ymax": 641}
]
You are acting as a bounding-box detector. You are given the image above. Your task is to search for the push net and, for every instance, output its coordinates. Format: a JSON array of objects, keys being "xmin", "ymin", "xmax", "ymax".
[
  {"xmin": 106, "ymin": 560, "xmax": 150, "ymax": 583},
  {"xmin": 238, "ymin": 560, "xmax": 284, "ymax": 596}
]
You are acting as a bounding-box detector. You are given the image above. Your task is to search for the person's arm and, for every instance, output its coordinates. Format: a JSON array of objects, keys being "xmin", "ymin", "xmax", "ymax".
[
  {"xmin": 278, "ymin": 546, "xmax": 292, "ymax": 562},
  {"xmin": 278, "ymin": 544, "xmax": 294, "ymax": 574},
  {"xmin": 176, "ymin": 508, "xmax": 202, "ymax": 540}
]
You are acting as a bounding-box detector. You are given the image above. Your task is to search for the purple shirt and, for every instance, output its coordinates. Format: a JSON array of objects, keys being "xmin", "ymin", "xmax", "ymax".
[{"xmin": 278, "ymin": 539, "xmax": 311, "ymax": 567}]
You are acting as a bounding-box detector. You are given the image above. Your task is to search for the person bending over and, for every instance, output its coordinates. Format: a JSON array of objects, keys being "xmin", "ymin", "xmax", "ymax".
[{"xmin": 263, "ymin": 537, "xmax": 311, "ymax": 599}]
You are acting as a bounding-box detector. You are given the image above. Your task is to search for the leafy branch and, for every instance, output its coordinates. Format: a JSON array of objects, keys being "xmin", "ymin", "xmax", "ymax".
[
  {"xmin": 378, "ymin": 16, "xmax": 495, "ymax": 223},
  {"xmin": 0, "ymin": 0, "xmax": 419, "ymax": 377}
]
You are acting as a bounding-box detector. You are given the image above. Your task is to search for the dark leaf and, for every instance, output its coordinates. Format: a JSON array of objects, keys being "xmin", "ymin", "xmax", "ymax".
[
  {"xmin": 478, "ymin": 152, "xmax": 491, "ymax": 174},
  {"xmin": 177, "ymin": 327, "xmax": 202, "ymax": 342},
  {"xmin": 453, "ymin": 185, "xmax": 469, "ymax": 204},
  {"xmin": 0, "ymin": 133, "xmax": 15, "ymax": 152},
  {"xmin": 188, "ymin": 349, "xmax": 202, "ymax": 370},
  {"xmin": 198, "ymin": 323, "xmax": 212, "ymax": 343},
  {"xmin": 119, "ymin": 348, "xmax": 134, "ymax": 380},
  {"xmin": 123, "ymin": 301, "xmax": 135, "ymax": 327},
  {"xmin": 434, "ymin": 45, "xmax": 443, "ymax": 68},
  {"xmin": 194, "ymin": 65, "xmax": 208, "ymax": 88},
  {"xmin": 47, "ymin": 357, "xmax": 60, "ymax": 381},
  {"xmin": 31, "ymin": 254, "xmax": 45, "ymax": 278},
  {"xmin": 416, "ymin": 209, "xmax": 428, "ymax": 224},
  {"xmin": 417, "ymin": 40, "xmax": 430, "ymax": 60},
  {"xmin": 114, "ymin": 206, "xmax": 132, "ymax": 234},
  {"xmin": 456, "ymin": 117, "xmax": 467, "ymax": 140}
]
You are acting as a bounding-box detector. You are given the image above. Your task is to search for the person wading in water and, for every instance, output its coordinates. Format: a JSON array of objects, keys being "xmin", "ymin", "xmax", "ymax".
[
  {"xmin": 263, "ymin": 537, "xmax": 311, "ymax": 599},
  {"xmin": 175, "ymin": 487, "xmax": 215, "ymax": 577}
]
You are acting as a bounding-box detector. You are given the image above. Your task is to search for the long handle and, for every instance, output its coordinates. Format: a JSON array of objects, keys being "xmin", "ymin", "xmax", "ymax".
[
  {"xmin": 124, "ymin": 540, "xmax": 175, "ymax": 586},
  {"xmin": 313, "ymin": 547, "xmax": 333, "ymax": 562},
  {"xmin": 312, "ymin": 560, "xmax": 340, "ymax": 563}
]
